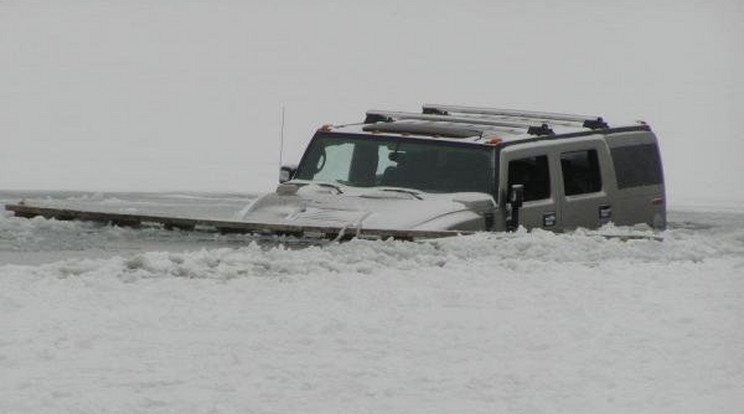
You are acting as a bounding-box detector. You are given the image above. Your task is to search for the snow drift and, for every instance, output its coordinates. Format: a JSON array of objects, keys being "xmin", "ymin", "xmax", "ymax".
[{"xmin": 1, "ymin": 198, "xmax": 743, "ymax": 413}]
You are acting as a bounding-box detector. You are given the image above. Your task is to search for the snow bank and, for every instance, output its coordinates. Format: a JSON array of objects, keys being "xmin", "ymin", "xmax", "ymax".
[{"xmin": 2, "ymin": 219, "xmax": 744, "ymax": 413}]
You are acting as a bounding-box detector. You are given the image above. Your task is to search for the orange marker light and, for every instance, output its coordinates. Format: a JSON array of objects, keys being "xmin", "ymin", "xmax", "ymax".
[
  {"xmin": 318, "ymin": 124, "xmax": 333, "ymax": 132},
  {"xmin": 487, "ymin": 137, "xmax": 503, "ymax": 145}
]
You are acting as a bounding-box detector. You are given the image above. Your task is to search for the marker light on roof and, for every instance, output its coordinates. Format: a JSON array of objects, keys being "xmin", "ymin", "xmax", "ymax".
[
  {"xmin": 487, "ymin": 137, "xmax": 503, "ymax": 145},
  {"xmin": 318, "ymin": 124, "xmax": 333, "ymax": 132}
]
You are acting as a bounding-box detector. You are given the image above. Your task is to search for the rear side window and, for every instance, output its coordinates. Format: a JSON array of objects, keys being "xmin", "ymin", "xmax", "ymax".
[
  {"xmin": 611, "ymin": 144, "xmax": 663, "ymax": 189},
  {"xmin": 508, "ymin": 156, "xmax": 550, "ymax": 202},
  {"xmin": 561, "ymin": 150, "xmax": 602, "ymax": 196}
]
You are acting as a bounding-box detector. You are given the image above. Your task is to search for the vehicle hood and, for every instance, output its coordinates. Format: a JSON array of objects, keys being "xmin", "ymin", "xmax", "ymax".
[{"xmin": 241, "ymin": 182, "xmax": 496, "ymax": 232}]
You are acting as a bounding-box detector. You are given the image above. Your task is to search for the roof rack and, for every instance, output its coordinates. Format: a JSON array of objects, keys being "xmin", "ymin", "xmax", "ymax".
[
  {"xmin": 364, "ymin": 110, "xmax": 555, "ymax": 136},
  {"xmin": 422, "ymin": 104, "xmax": 609, "ymax": 130},
  {"xmin": 362, "ymin": 122, "xmax": 482, "ymax": 139}
]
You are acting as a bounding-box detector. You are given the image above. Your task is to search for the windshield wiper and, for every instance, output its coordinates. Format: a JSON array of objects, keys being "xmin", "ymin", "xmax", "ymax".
[
  {"xmin": 379, "ymin": 187, "xmax": 423, "ymax": 200},
  {"xmin": 312, "ymin": 182, "xmax": 344, "ymax": 194}
]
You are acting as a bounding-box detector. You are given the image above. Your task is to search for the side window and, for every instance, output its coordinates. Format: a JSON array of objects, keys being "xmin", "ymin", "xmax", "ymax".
[
  {"xmin": 611, "ymin": 144, "xmax": 663, "ymax": 189},
  {"xmin": 561, "ymin": 150, "xmax": 602, "ymax": 196},
  {"xmin": 507, "ymin": 155, "xmax": 550, "ymax": 202}
]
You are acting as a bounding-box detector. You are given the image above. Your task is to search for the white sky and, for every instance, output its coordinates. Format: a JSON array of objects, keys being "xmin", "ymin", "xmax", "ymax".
[{"xmin": 1, "ymin": 0, "xmax": 742, "ymax": 205}]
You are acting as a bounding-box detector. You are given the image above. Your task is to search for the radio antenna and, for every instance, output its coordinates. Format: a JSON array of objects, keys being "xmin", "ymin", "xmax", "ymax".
[{"xmin": 279, "ymin": 105, "xmax": 286, "ymax": 168}]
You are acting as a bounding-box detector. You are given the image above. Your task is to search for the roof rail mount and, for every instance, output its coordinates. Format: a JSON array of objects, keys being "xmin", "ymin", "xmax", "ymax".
[
  {"xmin": 364, "ymin": 113, "xmax": 393, "ymax": 124},
  {"xmin": 527, "ymin": 124, "xmax": 555, "ymax": 136},
  {"xmin": 422, "ymin": 107, "xmax": 449, "ymax": 116},
  {"xmin": 582, "ymin": 117, "xmax": 609, "ymax": 130}
]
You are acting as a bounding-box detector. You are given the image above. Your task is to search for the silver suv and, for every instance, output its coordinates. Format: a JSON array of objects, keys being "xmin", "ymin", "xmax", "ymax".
[{"xmin": 244, "ymin": 104, "xmax": 666, "ymax": 233}]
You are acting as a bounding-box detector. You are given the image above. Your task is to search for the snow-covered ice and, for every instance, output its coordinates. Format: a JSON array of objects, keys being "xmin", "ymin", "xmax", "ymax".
[{"xmin": 1, "ymin": 192, "xmax": 743, "ymax": 413}]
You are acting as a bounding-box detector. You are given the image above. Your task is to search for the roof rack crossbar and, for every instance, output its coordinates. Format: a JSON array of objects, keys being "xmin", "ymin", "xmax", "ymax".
[
  {"xmin": 423, "ymin": 104, "xmax": 609, "ymax": 129},
  {"xmin": 365, "ymin": 110, "xmax": 554, "ymax": 136}
]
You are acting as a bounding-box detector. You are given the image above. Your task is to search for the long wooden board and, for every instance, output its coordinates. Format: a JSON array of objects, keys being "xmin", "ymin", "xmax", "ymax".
[
  {"xmin": 4, "ymin": 203, "xmax": 662, "ymax": 242},
  {"xmin": 4, "ymin": 203, "xmax": 468, "ymax": 241}
]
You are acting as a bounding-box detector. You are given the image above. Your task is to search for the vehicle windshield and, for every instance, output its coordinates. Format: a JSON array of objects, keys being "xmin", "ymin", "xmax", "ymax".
[{"xmin": 295, "ymin": 133, "xmax": 495, "ymax": 194}]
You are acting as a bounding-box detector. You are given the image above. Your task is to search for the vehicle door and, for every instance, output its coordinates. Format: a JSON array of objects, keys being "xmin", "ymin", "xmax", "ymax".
[
  {"xmin": 557, "ymin": 138, "xmax": 614, "ymax": 230},
  {"xmin": 500, "ymin": 146, "xmax": 561, "ymax": 231}
]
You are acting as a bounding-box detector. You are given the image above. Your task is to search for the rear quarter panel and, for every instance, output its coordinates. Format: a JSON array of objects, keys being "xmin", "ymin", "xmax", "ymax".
[{"xmin": 605, "ymin": 131, "xmax": 666, "ymax": 229}]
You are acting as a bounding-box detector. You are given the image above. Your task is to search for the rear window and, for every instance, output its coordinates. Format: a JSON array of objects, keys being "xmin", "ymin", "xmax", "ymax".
[{"xmin": 611, "ymin": 144, "xmax": 663, "ymax": 189}]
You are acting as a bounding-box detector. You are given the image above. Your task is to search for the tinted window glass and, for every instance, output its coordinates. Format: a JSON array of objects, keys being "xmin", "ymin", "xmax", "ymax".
[
  {"xmin": 561, "ymin": 150, "xmax": 602, "ymax": 196},
  {"xmin": 611, "ymin": 144, "xmax": 663, "ymax": 189},
  {"xmin": 507, "ymin": 156, "xmax": 550, "ymax": 202}
]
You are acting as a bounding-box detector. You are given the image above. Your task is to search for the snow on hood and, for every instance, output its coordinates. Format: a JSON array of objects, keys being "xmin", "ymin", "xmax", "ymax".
[{"xmin": 240, "ymin": 181, "xmax": 497, "ymax": 231}]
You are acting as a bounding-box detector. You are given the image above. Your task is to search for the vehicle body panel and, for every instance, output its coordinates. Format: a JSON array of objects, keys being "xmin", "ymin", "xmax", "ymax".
[
  {"xmin": 554, "ymin": 136, "xmax": 614, "ymax": 231},
  {"xmin": 496, "ymin": 131, "xmax": 665, "ymax": 232},
  {"xmin": 605, "ymin": 131, "xmax": 666, "ymax": 229},
  {"xmin": 499, "ymin": 143, "xmax": 563, "ymax": 231}
]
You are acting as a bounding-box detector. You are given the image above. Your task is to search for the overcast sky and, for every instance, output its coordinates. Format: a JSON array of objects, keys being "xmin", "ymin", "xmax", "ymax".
[{"xmin": 1, "ymin": 0, "xmax": 742, "ymax": 205}]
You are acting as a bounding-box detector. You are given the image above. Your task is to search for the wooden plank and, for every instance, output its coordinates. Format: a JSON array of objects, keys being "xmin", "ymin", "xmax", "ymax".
[
  {"xmin": 4, "ymin": 203, "xmax": 663, "ymax": 242},
  {"xmin": 4, "ymin": 203, "xmax": 468, "ymax": 241}
]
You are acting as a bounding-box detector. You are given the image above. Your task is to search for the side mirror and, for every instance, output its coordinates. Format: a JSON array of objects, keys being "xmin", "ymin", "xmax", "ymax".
[
  {"xmin": 279, "ymin": 165, "xmax": 297, "ymax": 183},
  {"xmin": 507, "ymin": 184, "xmax": 524, "ymax": 232}
]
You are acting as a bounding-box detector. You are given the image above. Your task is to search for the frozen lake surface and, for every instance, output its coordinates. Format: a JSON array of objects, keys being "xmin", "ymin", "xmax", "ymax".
[{"xmin": 1, "ymin": 191, "xmax": 743, "ymax": 413}]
